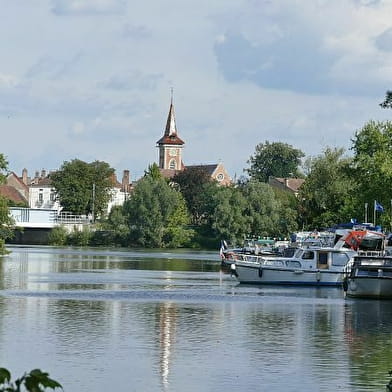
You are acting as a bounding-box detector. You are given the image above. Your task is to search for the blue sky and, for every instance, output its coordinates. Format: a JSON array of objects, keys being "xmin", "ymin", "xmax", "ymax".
[{"xmin": 1, "ymin": 0, "xmax": 391, "ymax": 181}]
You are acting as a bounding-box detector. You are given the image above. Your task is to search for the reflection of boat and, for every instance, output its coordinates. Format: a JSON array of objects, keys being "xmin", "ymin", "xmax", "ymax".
[
  {"xmin": 343, "ymin": 254, "xmax": 392, "ymax": 299},
  {"xmin": 229, "ymin": 230, "xmax": 385, "ymax": 286}
]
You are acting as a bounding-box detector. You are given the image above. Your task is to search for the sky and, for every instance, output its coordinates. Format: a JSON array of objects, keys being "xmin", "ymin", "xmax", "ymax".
[{"xmin": 1, "ymin": 0, "xmax": 392, "ymax": 182}]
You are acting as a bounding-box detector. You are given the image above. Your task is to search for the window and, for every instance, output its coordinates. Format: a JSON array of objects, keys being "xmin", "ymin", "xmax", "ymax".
[
  {"xmin": 302, "ymin": 251, "xmax": 314, "ymax": 260},
  {"xmin": 38, "ymin": 193, "xmax": 43, "ymax": 203},
  {"xmin": 318, "ymin": 252, "xmax": 328, "ymax": 269},
  {"xmin": 169, "ymin": 159, "xmax": 176, "ymax": 169},
  {"xmin": 50, "ymin": 193, "xmax": 55, "ymax": 202},
  {"xmin": 331, "ymin": 252, "xmax": 349, "ymax": 266},
  {"xmin": 216, "ymin": 173, "xmax": 224, "ymax": 182}
]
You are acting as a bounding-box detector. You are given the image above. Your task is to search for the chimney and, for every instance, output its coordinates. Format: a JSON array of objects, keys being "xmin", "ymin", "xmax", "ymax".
[
  {"xmin": 122, "ymin": 170, "xmax": 130, "ymax": 192},
  {"xmin": 110, "ymin": 172, "xmax": 117, "ymax": 186},
  {"xmin": 22, "ymin": 168, "xmax": 28, "ymax": 185}
]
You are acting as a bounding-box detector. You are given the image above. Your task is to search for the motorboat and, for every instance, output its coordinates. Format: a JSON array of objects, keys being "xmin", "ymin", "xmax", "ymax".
[
  {"xmin": 229, "ymin": 229, "xmax": 385, "ymax": 286},
  {"xmin": 230, "ymin": 246, "xmax": 356, "ymax": 286},
  {"xmin": 343, "ymin": 254, "xmax": 392, "ymax": 299}
]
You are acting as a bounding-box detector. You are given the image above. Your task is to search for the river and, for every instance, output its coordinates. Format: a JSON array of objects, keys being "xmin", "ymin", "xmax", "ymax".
[{"xmin": 0, "ymin": 245, "xmax": 391, "ymax": 392}]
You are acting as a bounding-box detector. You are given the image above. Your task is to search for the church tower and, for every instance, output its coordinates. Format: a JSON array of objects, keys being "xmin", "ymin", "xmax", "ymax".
[{"xmin": 156, "ymin": 97, "xmax": 185, "ymax": 171}]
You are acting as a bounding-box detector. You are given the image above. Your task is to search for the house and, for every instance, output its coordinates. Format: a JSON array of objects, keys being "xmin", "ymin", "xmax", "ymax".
[
  {"xmin": 0, "ymin": 171, "xmax": 29, "ymax": 205},
  {"xmin": 268, "ymin": 176, "xmax": 305, "ymax": 196},
  {"xmin": 13, "ymin": 168, "xmax": 132, "ymax": 215},
  {"xmin": 156, "ymin": 99, "xmax": 231, "ymax": 185}
]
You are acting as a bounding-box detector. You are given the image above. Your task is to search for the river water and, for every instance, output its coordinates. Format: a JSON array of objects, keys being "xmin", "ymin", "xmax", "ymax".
[{"xmin": 0, "ymin": 246, "xmax": 391, "ymax": 392}]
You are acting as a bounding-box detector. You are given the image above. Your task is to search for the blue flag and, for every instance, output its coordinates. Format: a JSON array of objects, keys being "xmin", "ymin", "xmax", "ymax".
[{"xmin": 375, "ymin": 201, "xmax": 384, "ymax": 212}]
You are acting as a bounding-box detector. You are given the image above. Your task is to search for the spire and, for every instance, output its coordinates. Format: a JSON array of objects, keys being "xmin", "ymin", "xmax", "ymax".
[
  {"xmin": 156, "ymin": 92, "xmax": 185, "ymax": 145},
  {"xmin": 164, "ymin": 101, "xmax": 177, "ymax": 137}
]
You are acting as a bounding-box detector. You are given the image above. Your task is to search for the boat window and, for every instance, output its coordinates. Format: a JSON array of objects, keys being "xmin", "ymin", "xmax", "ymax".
[
  {"xmin": 285, "ymin": 260, "xmax": 301, "ymax": 268},
  {"xmin": 302, "ymin": 251, "xmax": 314, "ymax": 260},
  {"xmin": 318, "ymin": 252, "xmax": 328, "ymax": 266},
  {"xmin": 331, "ymin": 253, "xmax": 349, "ymax": 266},
  {"xmin": 264, "ymin": 260, "xmax": 285, "ymax": 266}
]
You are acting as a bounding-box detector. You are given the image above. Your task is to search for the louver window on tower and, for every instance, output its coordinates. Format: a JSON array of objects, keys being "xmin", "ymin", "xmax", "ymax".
[{"xmin": 169, "ymin": 159, "xmax": 176, "ymax": 170}]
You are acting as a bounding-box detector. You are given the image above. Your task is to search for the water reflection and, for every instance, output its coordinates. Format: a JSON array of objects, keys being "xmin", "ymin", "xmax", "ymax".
[{"xmin": 1, "ymin": 246, "xmax": 392, "ymax": 391}]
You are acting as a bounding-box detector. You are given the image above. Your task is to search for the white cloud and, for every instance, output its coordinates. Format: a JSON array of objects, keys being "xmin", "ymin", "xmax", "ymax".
[{"xmin": 1, "ymin": 0, "xmax": 392, "ymax": 181}]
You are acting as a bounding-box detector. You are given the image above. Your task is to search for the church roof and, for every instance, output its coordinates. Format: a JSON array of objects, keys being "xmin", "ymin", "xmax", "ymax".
[
  {"xmin": 156, "ymin": 102, "xmax": 185, "ymax": 145},
  {"xmin": 186, "ymin": 164, "xmax": 219, "ymax": 176}
]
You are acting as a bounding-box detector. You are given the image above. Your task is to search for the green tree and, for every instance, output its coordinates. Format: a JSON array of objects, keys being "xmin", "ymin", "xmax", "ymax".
[
  {"xmin": 123, "ymin": 176, "xmax": 193, "ymax": 247},
  {"xmin": 299, "ymin": 147, "xmax": 356, "ymax": 228},
  {"xmin": 211, "ymin": 186, "xmax": 250, "ymax": 244},
  {"xmin": 0, "ymin": 154, "xmax": 14, "ymax": 253},
  {"xmin": 172, "ymin": 166, "xmax": 218, "ymax": 225},
  {"xmin": 144, "ymin": 163, "xmax": 162, "ymax": 180},
  {"xmin": 380, "ymin": 90, "xmax": 392, "ymax": 109},
  {"xmin": 51, "ymin": 159, "xmax": 115, "ymax": 217},
  {"xmin": 246, "ymin": 141, "xmax": 304, "ymax": 182},
  {"xmin": 273, "ymin": 187, "xmax": 299, "ymax": 236},
  {"xmin": 101, "ymin": 205, "xmax": 130, "ymax": 245},
  {"xmin": 351, "ymin": 120, "xmax": 392, "ymax": 227},
  {"xmin": 240, "ymin": 181, "xmax": 282, "ymax": 237}
]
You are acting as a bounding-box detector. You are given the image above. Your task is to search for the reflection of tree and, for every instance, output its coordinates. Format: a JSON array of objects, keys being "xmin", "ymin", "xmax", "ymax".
[{"xmin": 344, "ymin": 301, "xmax": 392, "ymax": 388}]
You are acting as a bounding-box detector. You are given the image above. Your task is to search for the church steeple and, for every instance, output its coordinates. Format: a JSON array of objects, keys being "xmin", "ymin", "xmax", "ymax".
[{"xmin": 157, "ymin": 95, "xmax": 185, "ymax": 170}]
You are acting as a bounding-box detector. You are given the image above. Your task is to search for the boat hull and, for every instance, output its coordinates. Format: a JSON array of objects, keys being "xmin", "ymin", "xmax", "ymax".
[
  {"xmin": 346, "ymin": 277, "xmax": 392, "ymax": 299},
  {"xmin": 234, "ymin": 262, "xmax": 343, "ymax": 286}
]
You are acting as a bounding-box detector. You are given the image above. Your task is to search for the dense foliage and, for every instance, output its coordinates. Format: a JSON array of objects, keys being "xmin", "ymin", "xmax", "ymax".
[
  {"xmin": 350, "ymin": 120, "xmax": 392, "ymax": 228},
  {"xmin": 0, "ymin": 154, "xmax": 14, "ymax": 253},
  {"xmin": 123, "ymin": 175, "xmax": 193, "ymax": 247},
  {"xmin": 246, "ymin": 141, "xmax": 304, "ymax": 182},
  {"xmin": 51, "ymin": 159, "xmax": 115, "ymax": 217},
  {"xmin": 299, "ymin": 147, "xmax": 356, "ymax": 228}
]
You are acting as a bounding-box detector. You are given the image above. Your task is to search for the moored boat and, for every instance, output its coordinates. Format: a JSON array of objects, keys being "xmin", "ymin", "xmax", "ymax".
[
  {"xmin": 231, "ymin": 247, "xmax": 356, "ymax": 286},
  {"xmin": 343, "ymin": 254, "xmax": 392, "ymax": 299},
  {"xmin": 228, "ymin": 229, "xmax": 385, "ymax": 286}
]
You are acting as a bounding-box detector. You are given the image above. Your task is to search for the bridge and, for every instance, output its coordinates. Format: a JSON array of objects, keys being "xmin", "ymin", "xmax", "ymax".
[{"xmin": 9, "ymin": 207, "xmax": 90, "ymax": 230}]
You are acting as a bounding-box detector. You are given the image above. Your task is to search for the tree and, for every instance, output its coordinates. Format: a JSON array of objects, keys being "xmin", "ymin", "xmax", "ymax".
[
  {"xmin": 240, "ymin": 181, "xmax": 282, "ymax": 237},
  {"xmin": 246, "ymin": 141, "xmax": 304, "ymax": 182},
  {"xmin": 123, "ymin": 176, "xmax": 193, "ymax": 247},
  {"xmin": 210, "ymin": 186, "xmax": 250, "ymax": 244},
  {"xmin": 298, "ymin": 147, "xmax": 356, "ymax": 228},
  {"xmin": 380, "ymin": 90, "xmax": 392, "ymax": 109},
  {"xmin": 351, "ymin": 120, "xmax": 392, "ymax": 227},
  {"xmin": 0, "ymin": 154, "xmax": 14, "ymax": 253},
  {"xmin": 172, "ymin": 166, "xmax": 219, "ymax": 225},
  {"xmin": 144, "ymin": 163, "xmax": 162, "ymax": 180},
  {"xmin": 51, "ymin": 159, "xmax": 115, "ymax": 217}
]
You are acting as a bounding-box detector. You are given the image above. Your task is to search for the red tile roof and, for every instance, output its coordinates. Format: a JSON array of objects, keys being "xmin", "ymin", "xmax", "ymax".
[{"xmin": 0, "ymin": 185, "xmax": 28, "ymax": 203}]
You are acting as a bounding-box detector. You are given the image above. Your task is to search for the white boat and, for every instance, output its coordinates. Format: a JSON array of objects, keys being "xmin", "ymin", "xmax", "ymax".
[
  {"xmin": 343, "ymin": 254, "xmax": 392, "ymax": 299},
  {"xmin": 231, "ymin": 247, "xmax": 356, "ymax": 286},
  {"xmin": 230, "ymin": 229, "xmax": 385, "ymax": 286}
]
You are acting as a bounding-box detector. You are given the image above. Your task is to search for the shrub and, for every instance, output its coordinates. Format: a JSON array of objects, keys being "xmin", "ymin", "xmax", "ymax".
[{"xmin": 48, "ymin": 226, "xmax": 68, "ymax": 246}]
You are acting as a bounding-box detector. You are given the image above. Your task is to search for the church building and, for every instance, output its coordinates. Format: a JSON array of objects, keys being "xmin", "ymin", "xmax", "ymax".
[{"xmin": 156, "ymin": 99, "xmax": 231, "ymax": 186}]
